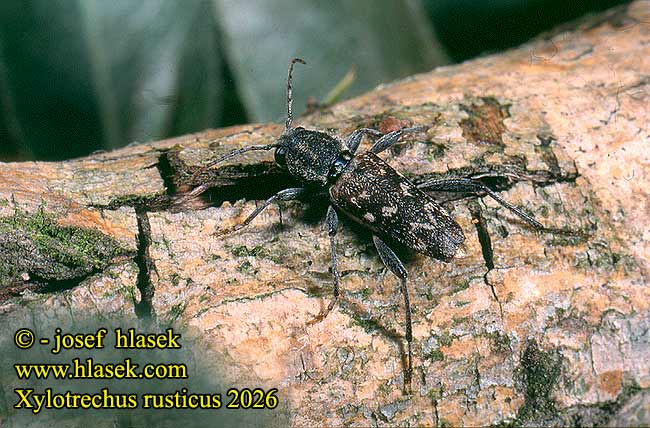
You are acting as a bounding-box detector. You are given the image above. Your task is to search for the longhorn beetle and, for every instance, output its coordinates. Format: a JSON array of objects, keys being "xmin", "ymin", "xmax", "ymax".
[{"xmin": 196, "ymin": 58, "xmax": 544, "ymax": 392}]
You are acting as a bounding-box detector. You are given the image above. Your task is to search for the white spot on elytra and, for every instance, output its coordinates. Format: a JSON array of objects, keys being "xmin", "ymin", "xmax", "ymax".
[
  {"xmin": 364, "ymin": 213, "xmax": 376, "ymax": 222},
  {"xmin": 400, "ymin": 182, "xmax": 413, "ymax": 196},
  {"xmin": 419, "ymin": 223, "xmax": 438, "ymax": 230},
  {"xmin": 424, "ymin": 202, "xmax": 442, "ymax": 213},
  {"xmin": 382, "ymin": 206, "xmax": 398, "ymax": 217}
]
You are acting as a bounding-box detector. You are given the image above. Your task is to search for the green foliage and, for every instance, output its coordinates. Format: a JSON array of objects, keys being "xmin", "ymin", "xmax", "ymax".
[
  {"xmin": 0, "ymin": 0, "xmax": 629, "ymax": 161},
  {"xmin": 0, "ymin": 0, "xmax": 444, "ymax": 161}
]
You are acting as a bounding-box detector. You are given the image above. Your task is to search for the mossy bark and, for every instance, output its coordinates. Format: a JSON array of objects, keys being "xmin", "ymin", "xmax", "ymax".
[{"xmin": 1, "ymin": 2, "xmax": 650, "ymax": 426}]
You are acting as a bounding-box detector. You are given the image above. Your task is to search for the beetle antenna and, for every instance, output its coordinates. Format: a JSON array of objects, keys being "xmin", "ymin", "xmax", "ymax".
[
  {"xmin": 207, "ymin": 143, "xmax": 277, "ymax": 167},
  {"xmin": 285, "ymin": 58, "xmax": 306, "ymax": 131},
  {"xmin": 180, "ymin": 143, "xmax": 277, "ymax": 200}
]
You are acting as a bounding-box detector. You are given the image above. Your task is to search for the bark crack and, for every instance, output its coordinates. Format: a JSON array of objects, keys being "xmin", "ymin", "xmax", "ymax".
[{"xmin": 134, "ymin": 208, "xmax": 156, "ymax": 319}]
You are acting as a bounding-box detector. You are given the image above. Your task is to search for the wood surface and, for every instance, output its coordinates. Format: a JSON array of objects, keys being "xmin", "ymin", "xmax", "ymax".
[{"xmin": 1, "ymin": 2, "xmax": 649, "ymax": 426}]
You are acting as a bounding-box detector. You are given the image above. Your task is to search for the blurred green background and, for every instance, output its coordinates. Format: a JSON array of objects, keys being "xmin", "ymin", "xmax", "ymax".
[{"xmin": 0, "ymin": 0, "xmax": 629, "ymax": 162}]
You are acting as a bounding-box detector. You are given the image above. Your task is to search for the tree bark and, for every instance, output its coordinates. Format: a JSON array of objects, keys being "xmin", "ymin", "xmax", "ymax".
[{"xmin": 1, "ymin": 2, "xmax": 649, "ymax": 426}]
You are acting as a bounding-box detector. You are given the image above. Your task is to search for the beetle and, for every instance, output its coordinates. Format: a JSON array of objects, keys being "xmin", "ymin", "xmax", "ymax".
[{"xmin": 193, "ymin": 58, "xmax": 544, "ymax": 392}]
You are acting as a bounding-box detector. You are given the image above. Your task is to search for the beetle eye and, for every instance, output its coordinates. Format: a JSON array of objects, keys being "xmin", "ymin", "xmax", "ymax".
[{"xmin": 274, "ymin": 147, "xmax": 287, "ymax": 166}]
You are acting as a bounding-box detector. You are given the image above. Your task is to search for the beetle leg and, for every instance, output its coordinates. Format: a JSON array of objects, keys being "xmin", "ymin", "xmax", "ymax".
[
  {"xmin": 372, "ymin": 235, "xmax": 413, "ymax": 394},
  {"xmin": 345, "ymin": 128, "xmax": 382, "ymax": 153},
  {"xmin": 325, "ymin": 206, "xmax": 341, "ymax": 314},
  {"xmin": 417, "ymin": 178, "xmax": 544, "ymax": 229},
  {"xmin": 369, "ymin": 126, "xmax": 426, "ymax": 154},
  {"xmin": 308, "ymin": 205, "xmax": 342, "ymax": 325},
  {"xmin": 467, "ymin": 200, "xmax": 495, "ymax": 271},
  {"xmin": 214, "ymin": 187, "xmax": 304, "ymax": 236}
]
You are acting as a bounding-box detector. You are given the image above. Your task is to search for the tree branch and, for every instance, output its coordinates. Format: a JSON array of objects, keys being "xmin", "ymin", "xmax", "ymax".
[{"xmin": 1, "ymin": 2, "xmax": 649, "ymax": 426}]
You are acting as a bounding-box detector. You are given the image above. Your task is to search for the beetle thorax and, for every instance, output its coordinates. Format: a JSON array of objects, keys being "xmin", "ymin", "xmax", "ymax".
[{"xmin": 275, "ymin": 127, "xmax": 349, "ymax": 187}]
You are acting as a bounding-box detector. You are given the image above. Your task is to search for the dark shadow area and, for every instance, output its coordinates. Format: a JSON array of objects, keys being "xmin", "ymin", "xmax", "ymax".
[
  {"xmin": 1, "ymin": 317, "xmax": 290, "ymax": 427},
  {"xmin": 424, "ymin": 0, "xmax": 632, "ymax": 62}
]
